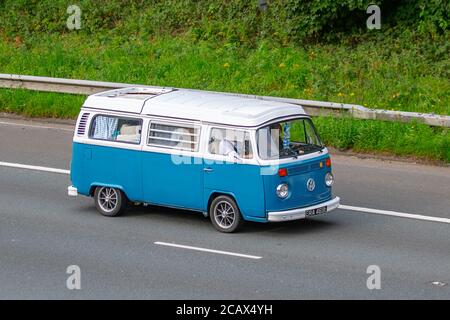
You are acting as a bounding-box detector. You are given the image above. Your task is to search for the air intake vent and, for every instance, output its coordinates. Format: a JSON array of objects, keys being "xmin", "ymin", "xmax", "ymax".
[{"xmin": 77, "ymin": 113, "xmax": 90, "ymax": 135}]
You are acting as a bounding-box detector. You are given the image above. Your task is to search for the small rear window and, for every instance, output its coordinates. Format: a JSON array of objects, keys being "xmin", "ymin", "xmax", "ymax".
[
  {"xmin": 89, "ymin": 115, "xmax": 142, "ymax": 144},
  {"xmin": 148, "ymin": 121, "xmax": 200, "ymax": 152}
]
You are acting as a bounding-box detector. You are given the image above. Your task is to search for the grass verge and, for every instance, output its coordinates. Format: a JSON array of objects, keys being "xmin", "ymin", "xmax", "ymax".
[
  {"xmin": 0, "ymin": 31, "xmax": 448, "ymax": 163},
  {"xmin": 0, "ymin": 88, "xmax": 448, "ymax": 163}
]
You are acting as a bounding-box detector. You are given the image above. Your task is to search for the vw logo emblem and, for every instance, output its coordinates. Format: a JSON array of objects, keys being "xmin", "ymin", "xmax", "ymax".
[{"xmin": 306, "ymin": 178, "xmax": 315, "ymax": 192}]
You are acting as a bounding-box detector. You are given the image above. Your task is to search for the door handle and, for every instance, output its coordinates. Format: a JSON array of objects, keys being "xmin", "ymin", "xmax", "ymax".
[{"xmin": 204, "ymin": 167, "xmax": 213, "ymax": 172}]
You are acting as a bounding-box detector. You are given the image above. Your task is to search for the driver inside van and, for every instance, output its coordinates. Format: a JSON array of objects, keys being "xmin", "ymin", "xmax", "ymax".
[
  {"xmin": 218, "ymin": 139, "xmax": 239, "ymax": 158},
  {"xmin": 209, "ymin": 128, "xmax": 253, "ymax": 159}
]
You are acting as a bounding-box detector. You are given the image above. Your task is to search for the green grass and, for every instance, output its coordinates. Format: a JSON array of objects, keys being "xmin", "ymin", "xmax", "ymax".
[
  {"xmin": 315, "ymin": 116, "xmax": 449, "ymax": 163},
  {"xmin": 0, "ymin": 89, "xmax": 84, "ymax": 118},
  {"xmin": 1, "ymin": 34, "xmax": 448, "ymax": 115}
]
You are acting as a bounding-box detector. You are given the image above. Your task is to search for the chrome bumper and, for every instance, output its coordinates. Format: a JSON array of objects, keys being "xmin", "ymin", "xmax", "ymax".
[
  {"xmin": 267, "ymin": 196, "xmax": 340, "ymax": 222},
  {"xmin": 68, "ymin": 185, "xmax": 78, "ymax": 197}
]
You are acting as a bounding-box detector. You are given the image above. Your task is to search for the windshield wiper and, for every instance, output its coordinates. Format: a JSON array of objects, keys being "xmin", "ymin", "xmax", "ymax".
[
  {"xmin": 292, "ymin": 143, "xmax": 324, "ymax": 154},
  {"xmin": 281, "ymin": 147, "xmax": 298, "ymax": 159}
]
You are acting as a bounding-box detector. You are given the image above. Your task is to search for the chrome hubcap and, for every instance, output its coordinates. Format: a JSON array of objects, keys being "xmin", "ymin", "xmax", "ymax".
[
  {"xmin": 98, "ymin": 187, "xmax": 118, "ymax": 212},
  {"xmin": 214, "ymin": 201, "xmax": 235, "ymax": 229}
]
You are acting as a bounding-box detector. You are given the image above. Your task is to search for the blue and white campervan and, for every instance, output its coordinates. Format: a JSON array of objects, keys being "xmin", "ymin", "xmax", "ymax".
[{"xmin": 68, "ymin": 87, "xmax": 340, "ymax": 232}]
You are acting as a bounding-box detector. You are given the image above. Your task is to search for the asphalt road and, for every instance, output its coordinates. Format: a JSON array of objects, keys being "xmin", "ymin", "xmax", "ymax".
[{"xmin": 0, "ymin": 117, "xmax": 449, "ymax": 299}]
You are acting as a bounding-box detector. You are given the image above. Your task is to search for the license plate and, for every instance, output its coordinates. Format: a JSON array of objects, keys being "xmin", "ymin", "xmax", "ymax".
[{"xmin": 305, "ymin": 206, "xmax": 327, "ymax": 217}]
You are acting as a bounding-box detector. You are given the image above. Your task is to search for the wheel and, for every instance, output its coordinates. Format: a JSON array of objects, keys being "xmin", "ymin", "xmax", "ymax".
[
  {"xmin": 94, "ymin": 186, "xmax": 127, "ymax": 217},
  {"xmin": 209, "ymin": 195, "xmax": 244, "ymax": 233}
]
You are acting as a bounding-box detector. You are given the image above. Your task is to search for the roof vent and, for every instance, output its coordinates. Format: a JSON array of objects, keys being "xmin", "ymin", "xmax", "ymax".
[{"xmin": 99, "ymin": 87, "xmax": 174, "ymax": 99}]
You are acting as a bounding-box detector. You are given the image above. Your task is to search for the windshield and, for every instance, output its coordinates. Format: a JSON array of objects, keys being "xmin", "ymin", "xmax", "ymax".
[{"xmin": 257, "ymin": 118, "xmax": 323, "ymax": 160}]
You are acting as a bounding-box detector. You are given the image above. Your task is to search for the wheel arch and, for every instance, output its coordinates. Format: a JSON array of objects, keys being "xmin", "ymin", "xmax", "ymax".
[
  {"xmin": 89, "ymin": 183, "xmax": 129, "ymax": 201},
  {"xmin": 206, "ymin": 191, "xmax": 240, "ymax": 217}
]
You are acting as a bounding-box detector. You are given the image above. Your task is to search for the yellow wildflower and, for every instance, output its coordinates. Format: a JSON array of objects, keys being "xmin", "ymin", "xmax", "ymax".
[{"xmin": 303, "ymin": 88, "xmax": 313, "ymax": 95}]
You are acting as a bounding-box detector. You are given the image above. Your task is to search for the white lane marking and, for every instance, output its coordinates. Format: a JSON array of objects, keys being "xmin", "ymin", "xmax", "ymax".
[
  {"xmin": 154, "ymin": 241, "xmax": 262, "ymax": 260},
  {"xmin": 339, "ymin": 205, "xmax": 450, "ymax": 225},
  {"xmin": 0, "ymin": 161, "xmax": 70, "ymax": 175},
  {"xmin": 1, "ymin": 161, "xmax": 449, "ymax": 225},
  {"xmin": 0, "ymin": 121, "xmax": 74, "ymax": 132}
]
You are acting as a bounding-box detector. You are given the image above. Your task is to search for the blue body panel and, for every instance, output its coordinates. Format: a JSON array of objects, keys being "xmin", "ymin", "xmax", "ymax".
[
  {"xmin": 262, "ymin": 154, "xmax": 332, "ymax": 212},
  {"xmin": 204, "ymin": 161, "xmax": 266, "ymax": 219},
  {"xmin": 71, "ymin": 142, "xmax": 333, "ymax": 222},
  {"xmin": 71, "ymin": 142, "xmax": 142, "ymax": 200},
  {"xmin": 142, "ymin": 152, "xmax": 204, "ymax": 211}
]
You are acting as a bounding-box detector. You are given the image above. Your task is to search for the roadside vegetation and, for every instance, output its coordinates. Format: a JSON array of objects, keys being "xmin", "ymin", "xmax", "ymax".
[{"xmin": 0, "ymin": 1, "xmax": 448, "ymax": 162}]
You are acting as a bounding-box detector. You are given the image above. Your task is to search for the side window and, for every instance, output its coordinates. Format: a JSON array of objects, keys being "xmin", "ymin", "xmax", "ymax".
[
  {"xmin": 89, "ymin": 115, "xmax": 142, "ymax": 144},
  {"xmin": 148, "ymin": 121, "xmax": 200, "ymax": 151},
  {"xmin": 209, "ymin": 128, "xmax": 253, "ymax": 159}
]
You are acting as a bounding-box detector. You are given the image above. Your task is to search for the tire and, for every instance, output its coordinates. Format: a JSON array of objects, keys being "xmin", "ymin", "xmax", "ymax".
[
  {"xmin": 94, "ymin": 186, "xmax": 127, "ymax": 217},
  {"xmin": 209, "ymin": 195, "xmax": 244, "ymax": 233}
]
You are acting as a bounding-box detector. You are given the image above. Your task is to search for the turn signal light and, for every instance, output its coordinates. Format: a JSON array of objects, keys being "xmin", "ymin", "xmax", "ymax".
[
  {"xmin": 325, "ymin": 158, "xmax": 332, "ymax": 167},
  {"xmin": 278, "ymin": 168, "xmax": 288, "ymax": 177}
]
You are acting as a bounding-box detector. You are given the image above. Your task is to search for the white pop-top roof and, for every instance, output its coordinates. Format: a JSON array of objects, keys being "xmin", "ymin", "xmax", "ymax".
[{"xmin": 83, "ymin": 87, "xmax": 306, "ymax": 127}]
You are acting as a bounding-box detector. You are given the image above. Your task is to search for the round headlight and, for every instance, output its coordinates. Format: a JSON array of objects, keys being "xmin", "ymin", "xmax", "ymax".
[
  {"xmin": 276, "ymin": 183, "xmax": 289, "ymax": 198},
  {"xmin": 325, "ymin": 172, "xmax": 334, "ymax": 187}
]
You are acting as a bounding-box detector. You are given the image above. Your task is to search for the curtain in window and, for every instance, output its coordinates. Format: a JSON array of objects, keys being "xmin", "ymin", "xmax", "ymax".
[{"xmin": 93, "ymin": 116, "xmax": 118, "ymax": 140}]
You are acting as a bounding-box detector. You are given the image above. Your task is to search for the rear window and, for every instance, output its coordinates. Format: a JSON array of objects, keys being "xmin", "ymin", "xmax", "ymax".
[
  {"xmin": 147, "ymin": 121, "xmax": 200, "ymax": 152},
  {"xmin": 89, "ymin": 115, "xmax": 142, "ymax": 144}
]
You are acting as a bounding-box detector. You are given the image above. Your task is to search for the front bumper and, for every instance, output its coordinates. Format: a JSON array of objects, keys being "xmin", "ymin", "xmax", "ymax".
[
  {"xmin": 68, "ymin": 185, "xmax": 78, "ymax": 197},
  {"xmin": 267, "ymin": 196, "xmax": 340, "ymax": 222}
]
